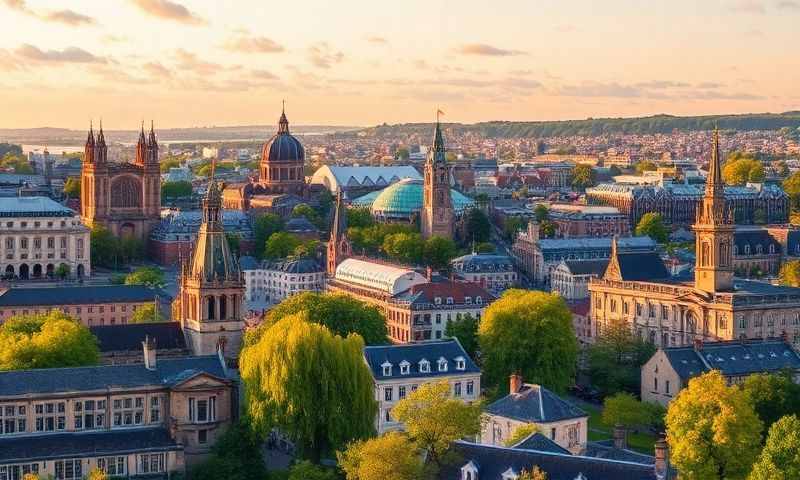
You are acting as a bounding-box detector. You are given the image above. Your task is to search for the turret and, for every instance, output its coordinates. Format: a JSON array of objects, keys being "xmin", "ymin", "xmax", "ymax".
[
  {"xmin": 147, "ymin": 120, "xmax": 159, "ymax": 165},
  {"xmin": 135, "ymin": 121, "xmax": 147, "ymax": 165},
  {"xmin": 83, "ymin": 122, "xmax": 95, "ymax": 164},
  {"xmin": 95, "ymin": 120, "xmax": 107, "ymax": 164}
]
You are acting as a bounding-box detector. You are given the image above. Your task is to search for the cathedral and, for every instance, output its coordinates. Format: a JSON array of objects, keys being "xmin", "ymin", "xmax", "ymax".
[
  {"xmin": 590, "ymin": 129, "xmax": 800, "ymax": 348},
  {"xmin": 80, "ymin": 122, "xmax": 161, "ymax": 240}
]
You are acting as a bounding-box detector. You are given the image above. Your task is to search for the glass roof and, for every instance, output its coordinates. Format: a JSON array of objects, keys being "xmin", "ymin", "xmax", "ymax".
[{"xmin": 352, "ymin": 178, "xmax": 475, "ymax": 219}]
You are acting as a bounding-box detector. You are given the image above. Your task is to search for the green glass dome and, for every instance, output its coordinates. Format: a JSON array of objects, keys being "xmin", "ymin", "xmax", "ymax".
[{"xmin": 352, "ymin": 178, "xmax": 475, "ymax": 221}]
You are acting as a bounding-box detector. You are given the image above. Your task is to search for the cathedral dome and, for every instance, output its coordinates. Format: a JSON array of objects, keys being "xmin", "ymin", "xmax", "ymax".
[
  {"xmin": 355, "ymin": 178, "xmax": 474, "ymax": 221},
  {"xmin": 261, "ymin": 111, "xmax": 304, "ymax": 164}
]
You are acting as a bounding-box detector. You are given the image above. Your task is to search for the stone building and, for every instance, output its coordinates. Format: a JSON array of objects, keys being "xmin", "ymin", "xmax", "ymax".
[
  {"xmin": 547, "ymin": 204, "xmax": 630, "ymax": 238},
  {"xmin": 0, "ymin": 345, "xmax": 236, "ymax": 477},
  {"xmin": 80, "ymin": 123, "xmax": 161, "ymax": 241},
  {"xmin": 589, "ymin": 131, "xmax": 800, "ymax": 349},
  {"xmin": 422, "ymin": 121, "xmax": 455, "ymax": 240},
  {"xmin": 241, "ymin": 257, "xmax": 325, "ymax": 305},
  {"xmin": 450, "ymin": 253, "xmax": 518, "ymax": 296},
  {"xmin": 0, "ymin": 197, "xmax": 90, "ymax": 280},
  {"xmin": 550, "ymin": 259, "xmax": 609, "ymax": 300}
]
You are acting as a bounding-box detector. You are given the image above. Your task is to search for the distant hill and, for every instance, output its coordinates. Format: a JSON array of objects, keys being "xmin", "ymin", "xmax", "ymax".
[{"xmin": 358, "ymin": 112, "xmax": 800, "ymax": 138}]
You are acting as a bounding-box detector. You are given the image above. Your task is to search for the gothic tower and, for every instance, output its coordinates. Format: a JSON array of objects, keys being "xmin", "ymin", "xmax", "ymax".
[
  {"xmin": 694, "ymin": 128, "xmax": 734, "ymax": 293},
  {"xmin": 173, "ymin": 177, "xmax": 245, "ymax": 361},
  {"xmin": 80, "ymin": 122, "xmax": 110, "ymax": 228},
  {"xmin": 421, "ymin": 120, "xmax": 454, "ymax": 240},
  {"xmin": 142, "ymin": 122, "xmax": 162, "ymax": 220},
  {"xmin": 327, "ymin": 191, "xmax": 352, "ymax": 276}
]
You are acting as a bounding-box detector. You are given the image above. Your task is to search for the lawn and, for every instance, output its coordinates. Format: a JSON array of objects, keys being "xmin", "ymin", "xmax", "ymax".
[{"xmin": 571, "ymin": 398, "xmax": 658, "ymax": 454}]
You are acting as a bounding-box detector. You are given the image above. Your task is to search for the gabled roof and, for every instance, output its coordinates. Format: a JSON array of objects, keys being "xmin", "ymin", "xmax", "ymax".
[
  {"xmin": 363, "ymin": 339, "xmax": 479, "ymax": 380},
  {"xmin": 562, "ymin": 259, "xmax": 609, "ymax": 276},
  {"xmin": 662, "ymin": 339, "xmax": 800, "ymax": 381},
  {"xmin": 605, "ymin": 251, "xmax": 670, "ymax": 281},
  {"xmin": 485, "ymin": 384, "xmax": 587, "ymax": 424},
  {"xmin": 511, "ymin": 432, "xmax": 570, "ymax": 455},
  {"xmin": 90, "ymin": 322, "xmax": 187, "ymax": 353},
  {"xmin": 0, "ymin": 285, "xmax": 166, "ymax": 307},
  {"xmin": 583, "ymin": 440, "xmax": 656, "ymax": 465}
]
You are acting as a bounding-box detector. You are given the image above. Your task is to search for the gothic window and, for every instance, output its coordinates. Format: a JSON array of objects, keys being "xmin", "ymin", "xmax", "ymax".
[
  {"xmin": 111, "ymin": 176, "xmax": 142, "ymax": 208},
  {"xmin": 207, "ymin": 296, "xmax": 216, "ymax": 320},
  {"xmin": 719, "ymin": 241, "xmax": 730, "ymax": 267},
  {"xmin": 739, "ymin": 315, "xmax": 747, "ymax": 329},
  {"xmin": 701, "ymin": 241, "xmax": 711, "ymax": 266}
]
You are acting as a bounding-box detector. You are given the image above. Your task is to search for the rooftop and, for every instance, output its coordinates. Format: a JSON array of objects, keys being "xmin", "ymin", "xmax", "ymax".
[
  {"xmin": 352, "ymin": 178, "xmax": 475, "ymax": 218},
  {"xmin": 363, "ymin": 339, "xmax": 480, "ymax": 380},
  {"xmin": 0, "ymin": 196, "xmax": 75, "ymax": 218},
  {"xmin": 0, "ymin": 285, "xmax": 166, "ymax": 307},
  {"xmin": 451, "ymin": 253, "xmax": 515, "ymax": 273},
  {"xmin": 335, "ymin": 258, "xmax": 427, "ymax": 295},
  {"xmin": 662, "ymin": 339, "xmax": 800, "ymax": 381},
  {"xmin": 485, "ymin": 383, "xmax": 587, "ymax": 424},
  {"xmin": 90, "ymin": 322, "xmax": 187, "ymax": 353}
]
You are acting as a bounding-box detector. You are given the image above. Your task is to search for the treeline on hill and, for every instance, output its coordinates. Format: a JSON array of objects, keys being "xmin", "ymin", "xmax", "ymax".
[{"xmin": 360, "ymin": 112, "xmax": 800, "ymax": 138}]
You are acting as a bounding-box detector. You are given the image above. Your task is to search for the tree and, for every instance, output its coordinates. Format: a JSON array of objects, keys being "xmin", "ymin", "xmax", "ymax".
[
  {"xmin": 252, "ymin": 213, "xmax": 284, "ymax": 259},
  {"xmin": 256, "ymin": 292, "xmax": 388, "ymax": 345},
  {"xmin": 347, "ymin": 207, "xmax": 375, "ymax": 229},
  {"xmin": 475, "ymin": 242, "xmax": 495, "ymax": 254},
  {"xmin": 0, "ymin": 153, "xmax": 33, "ymax": 174},
  {"xmin": 264, "ymin": 232, "xmax": 303, "ymax": 259},
  {"xmin": 666, "ymin": 370, "xmax": 762, "ymax": 480},
  {"xmin": 539, "ymin": 220, "xmax": 556, "ymax": 238},
  {"xmin": 161, "ymin": 180, "xmax": 193, "ymax": 198},
  {"xmin": 55, "ymin": 264, "xmax": 70, "ymax": 279},
  {"xmin": 504, "ymin": 423, "xmax": 539, "ymax": 447},
  {"xmin": 602, "ymin": 392, "xmax": 650, "ymax": 429},
  {"xmin": 723, "ymin": 157, "xmax": 765, "ymax": 186},
  {"xmin": 423, "ymin": 236, "xmax": 458, "ymax": 271},
  {"xmin": 783, "ymin": 172, "xmax": 800, "ymax": 213},
  {"xmin": 338, "ymin": 432, "xmax": 424, "ymax": 480},
  {"xmin": 383, "ymin": 232, "xmax": 424, "ymax": 265},
  {"xmin": 292, "ymin": 203, "xmax": 322, "ymax": 228},
  {"xmin": 749, "ymin": 415, "xmax": 800, "ymax": 480},
  {"xmin": 586, "ymin": 322, "xmax": 656, "ymax": 396},
  {"xmin": 608, "ymin": 165, "xmax": 622, "ymax": 176},
  {"xmin": 465, "ymin": 208, "xmax": 491, "ymax": 243},
  {"xmin": 478, "ymin": 290, "xmax": 578, "ymax": 394},
  {"xmin": 86, "ymin": 467, "xmax": 108, "ymax": 480},
  {"xmin": 635, "ymin": 160, "xmax": 657, "ymax": 174},
  {"xmin": 533, "ymin": 204, "xmax": 549, "ymax": 222},
  {"xmin": 635, "ymin": 212, "xmax": 669, "ymax": 243},
  {"xmin": 190, "ymin": 421, "xmax": 268, "ymax": 480},
  {"xmin": 395, "ymin": 147, "xmax": 410, "ymax": 161},
  {"xmin": 571, "ymin": 164, "xmax": 596, "ymax": 190},
  {"xmin": 779, "ymin": 260, "xmax": 800, "ymax": 287},
  {"xmin": 445, "ymin": 313, "xmax": 479, "ymax": 359},
  {"xmin": 519, "ymin": 467, "xmax": 548, "ymax": 480},
  {"xmin": 130, "ymin": 303, "xmax": 166, "ymax": 324},
  {"xmin": 0, "ymin": 310, "xmax": 99, "ymax": 371},
  {"xmin": 503, "ymin": 217, "xmax": 525, "ymax": 241},
  {"xmin": 240, "ymin": 315, "xmax": 377, "ymax": 461},
  {"xmin": 124, "ymin": 266, "xmax": 166, "ymax": 289},
  {"xmin": 392, "ymin": 381, "xmax": 482, "ymax": 469},
  {"xmin": 292, "ymin": 239, "xmax": 320, "ymax": 258},
  {"xmin": 159, "ymin": 156, "xmax": 181, "ymax": 173},
  {"xmin": 90, "ymin": 225, "xmax": 118, "ymax": 268},
  {"xmin": 287, "ymin": 461, "xmax": 339, "ymax": 480},
  {"xmin": 742, "ymin": 372, "xmax": 800, "ymax": 435},
  {"xmin": 63, "ymin": 177, "xmax": 81, "ymax": 199}
]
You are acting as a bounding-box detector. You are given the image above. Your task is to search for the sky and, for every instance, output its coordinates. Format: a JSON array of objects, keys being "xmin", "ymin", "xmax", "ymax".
[{"xmin": 0, "ymin": 0, "xmax": 798, "ymax": 129}]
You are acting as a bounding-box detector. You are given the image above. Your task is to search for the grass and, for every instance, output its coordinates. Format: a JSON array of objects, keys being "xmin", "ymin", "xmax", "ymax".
[{"xmin": 572, "ymin": 398, "xmax": 658, "ymax": 455}]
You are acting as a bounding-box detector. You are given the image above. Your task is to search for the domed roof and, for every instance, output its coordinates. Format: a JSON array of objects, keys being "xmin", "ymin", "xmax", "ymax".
[
  {"xmin": 261, "ymin": 110, "xmax": 304, "ymax": 164},
  {"xmin": 357, "ymin": 178, "xmax": 474, "ymax": 219}
]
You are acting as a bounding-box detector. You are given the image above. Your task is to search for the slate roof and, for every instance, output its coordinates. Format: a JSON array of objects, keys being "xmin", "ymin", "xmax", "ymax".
[
  {"xmin": 394, "ymin": 281, "xmax": 494, "ymax": 307},
  {"xmin": 613, "ymin": 251, "xmax": 671, "ymax": 281},
  {"xmin": 268, "ymin": 257, "xmax": 323, "ymax": 274},
  {"xmin": 662, "ymin": 339, "xmax": 800, "ymax": 381},
  {"xmin": 484, "ymin": 383, "xmax": 587, "ymax": 424},
  {"xmin": 437, "ymin": 441, "xmax": 658, "ymax": 480},
  {"xmin": 363, "ymin": 339, "xmax": 479, "ymax": 381},
  {"xmin": 583, "ymin": 440, "xmax": 656, "ymax": 465},
  {"xmin": 0, "ymin": 196, "xmax": 74, "ymax": 217},
  {"xmin": 0, "ymin": 355, "xmax": 228, "ymax": 398},
  {"xmin": 0, "ymin": 285, "xmax": 167, "ymax": 307},
  {"xmin": 538, "ymin": 236, "xmax": 655, "ymax": 252},
  {"xmin": 733, "ymin": 230, "xmax": 781, "ymax": 256},
  {"xmin": 511, "ymin": 432, "xmax": 570, "ymax": 454},
  {"xmin": 90, "ymin": 322, "xmax": 187, "ymax": 353},
  {"xmin": 563, "ymin": 259, "xmax": 608, "ymax": 276},
  {"xmin": 0, "ymin": 428, "xmax": 180, "ymax": 463},
  {"xmin": 451, "ymin": 253, "xmax": 515, "ymax": 273}
]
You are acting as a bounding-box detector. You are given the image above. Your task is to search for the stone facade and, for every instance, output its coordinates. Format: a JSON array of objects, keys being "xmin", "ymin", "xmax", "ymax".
[
  {"xmin": 547, "ymin": 204, "xmax": 630, "ymax": 238},
  {"xmin": 421, "ymin": 122, "xmax": 454, "ymax": 240}
]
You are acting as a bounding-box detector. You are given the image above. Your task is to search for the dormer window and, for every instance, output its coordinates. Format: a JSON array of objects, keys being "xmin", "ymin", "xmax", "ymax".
[
  {"xmin": 435, "ymin": 297, "xmax": 442, "ymax": 305},
  {"xmin": 419, "ymin": 359, "xmax": 430, "ymax": 373},
  {"xmin": 455, "ymin": 356, "xmax": 466, "ymax": 370},
  {"xmin": 446, "ymin": 297, "xmax": 454, "ymax": 305},
  {"xmin": 399, "ymin": 361, "xmax": 410, "ymax": 375},
  {"xmin": 437, "ymin": 357, "xmax": 448, "ymax": 372},
  {"xmin": 381, "ymin": 361, "xmax": 393, "ymax": 377},
  {"xmin": 461, "ymin": 460, "xmax": 479, "ymax": 480},
  {"xmin": 476, "ymin": 296, "xmax": 483, "ymax": 304},
  {"xmin": 465, "ymin": 297, "xmax": 472, "ymax": 304},
  {"xmin": 501, "ymin": 468, "xmax": 519, "ymax": 480}
]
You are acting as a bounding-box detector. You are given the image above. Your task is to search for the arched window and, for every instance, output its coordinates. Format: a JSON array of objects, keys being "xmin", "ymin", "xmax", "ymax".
[
  {"xmin": 110, "ymin": 176, "xmax": 142, "ymax": 208},
  {"xmin": 219, "ymin": 295, "xmax": 227, "ymax": 320},
  {"xmin": 702, "ymin": 242, "xmax": 711, "ymax": 266},
  {"xmin": 207, "ymin": 296, "xmax": 216, "ymax": 320},
  {"xmin": 745, "ymin": 244, "xmax": 751, "ymax": 255}
]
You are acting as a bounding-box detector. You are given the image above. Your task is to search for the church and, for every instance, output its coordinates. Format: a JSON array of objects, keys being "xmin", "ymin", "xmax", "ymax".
[
  {"xmin": 80, "ymin": 122, "xmax": 162, "ymax": 241},
  {"xmin": 590, "ymin": 129, "xmax": 800, "ymax": 348}
]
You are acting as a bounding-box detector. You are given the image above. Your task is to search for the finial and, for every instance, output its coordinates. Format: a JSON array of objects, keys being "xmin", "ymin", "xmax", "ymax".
[
  {"xmin": 611, "ymin": 234, "xmax": 618, "ymax": 258},
  {"xmin": 90, "ymin": 119, "xmax": 93, "ymax": 132},
  {"xmin": 150, "ymin": 119, "xmax": 154, "ymax": 133},
  {"xmin": 99, "ymin": 118, "xmax": 103, "ymax": 131},
  {"xmin": 141, "ymin": 119, "xmax": 145, "ymax": 132},
  {"xmin": 282, "ymin": 99, "xmax": 285, "ymax": 114}
]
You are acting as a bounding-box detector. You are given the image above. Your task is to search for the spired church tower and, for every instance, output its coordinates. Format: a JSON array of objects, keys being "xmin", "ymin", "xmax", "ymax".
[
  {"xmin": 173, "ymin": 176, "xmax": 245, "ymax": 361},
  {"xmin": 421, "ymin": 119, "xmax": 454, "ymax": 240},
  {"xmin": 327, "ymin": 191, "xmax": 352, "ymax": 276},
  {"xmin": 694, "ymin": 128, "xmax": 734, "ymax": 293}
]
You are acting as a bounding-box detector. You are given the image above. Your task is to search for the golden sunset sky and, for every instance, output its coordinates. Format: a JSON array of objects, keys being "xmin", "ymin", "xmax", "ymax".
[{"xmin": 1, "ymin": 0, "xmax": 798, "ymax": 129}]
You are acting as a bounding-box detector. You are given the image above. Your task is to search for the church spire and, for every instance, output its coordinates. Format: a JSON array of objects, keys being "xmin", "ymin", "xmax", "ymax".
[
  {"xmin": 327, "ymin": 190, "xmax": 351, "ymax": 276},
  {"xmin": 278, "ymin": 102, "xmax": 290, "ymax": 134},
  {"xmin": 706, "ymin": 126, "xmax": 724, "ymax": 198},
  {"xmin": 84, "ymin": 121, "xmax": 95, "ymax": 164},
  {"xmin": 96, "ymin": 119, "xmax": 106, "ymax": 146}
]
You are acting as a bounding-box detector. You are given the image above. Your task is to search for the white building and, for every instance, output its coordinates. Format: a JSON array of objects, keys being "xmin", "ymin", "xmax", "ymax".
[
  {"xmin": 550, "ymin": 259, "xmax": 609, "ymax": 300},
  {"xmin": 363, "ymin": 339, "xmax": 481, "ymax": 433},
  {"xmin": 241, "ymin": 257, "xmax": 325, "ymax": 304},
  {"xmin": 0, "ymin": 197, "xmax": 90, "ymax": 279},
  {"xmin": 450, "ymin": 253, "xmax": 518, "ymax": 295},
  {"xmin": 309, "ymin": 165, "xmax": 421, "ymax": 194}
]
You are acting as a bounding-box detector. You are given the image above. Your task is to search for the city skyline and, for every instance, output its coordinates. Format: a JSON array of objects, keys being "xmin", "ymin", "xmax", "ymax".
[{"xmin": 1, "ymin": 0, "xmax": 799, "ymax": 129}]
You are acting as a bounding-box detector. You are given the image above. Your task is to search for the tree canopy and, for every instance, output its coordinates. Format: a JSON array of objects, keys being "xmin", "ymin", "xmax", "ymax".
[
  {"xmin": 0, "ymin": 310, "xmax": 99, "ymax": 371},
  {"xmin": 666, "ymin": 370, "xmax": 762, "ymax": 480},
  {"xmin": 161, "ymin": 181, "xmax": 193, "ymax": 198},
  {"xmin": 252, "ymin": 213, "xmax": 284, "ymax": 259},
  {"xmin": 783, "ymin": 172, "xmax": 800, "ymax": 213},
  {"xmin": 748, "ymin": 414, "xmax": 800, "ymax": 480},
  {"xmin": 464, "ymin": 208, "xmax": 491, "ymax": 244},
  {"xmin": 292, "ymin": 203, "xmax": 322, "ymax": 229},
  {"xmin": 635, "ymin": 160, "xmax": 657, "ymax": 174},
  {"xmin": 338, "ymin": 432, "xmax": 424, "ymax": 480},
  {"xmin": 189, "ymin": 421, "xmax": 268, "ymax": 480},
  {"xmin": 240, "ymin": 315, "xmax": 377, "ymax": 461},
  {"xmin": 601, "ymin": 392, "xmax": 651, "ymax": 428},
  {"xmin": 586, "ymin": 322, "xmax": 656, "ymax": 396},
  {"xmin": 741, "ymin": 372, "xmax": 800, "ymax": 436},
  {"xmin": 124, "ymin": 266, "xmax": 166, "ymax": 289},
  {"xmin": 779, "ymin": 260, "xmax": 800, "ymax": 287},
  {"xmin": 723, "ymin": 155, "xmax": 766, "ymax": 185},
  {"xmin": 444, "ymin": 313, "xmax": 479, "ymax": 359},
  {"xmin": 0, "ymin": 153, "xmax": 33, "ymax": 174},
  {"xmin": 423, "ymin": 236, "xmax": 458, "ymax": 271},
  {"xmin": 63, "ymin": 177, "xmax": 81, "ymax": 199},
  {"xmin": 478, "ymin": 290, "xmax": 578, "ymax": 394},
  {"xmin": 129, "ymin": 303, "xmax": 166, "ymax": 324},
  {"xmin": 635, "ymin": 212, "xmax": 669, "ymax": 243},
  {"xmin": 90, "ymin": 226, "xmax": 145, "ymax": 268},
  {"xmin": 382, "ymin": 232, "xmax": 424, "ymax": 265},
  {"xmin": 571, "ymin": 164, "xmax": 596, "ymax": 190},
  {"xmin": 264, "ymin": 232, "xmax": 303, "ymax": 259}
]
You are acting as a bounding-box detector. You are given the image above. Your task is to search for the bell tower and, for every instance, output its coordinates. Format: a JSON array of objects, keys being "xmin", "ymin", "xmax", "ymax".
[
  {"xmin": 694, "ymin": 128, "xmax": 734, "ymax": 293},
  {"xmin": 80, "ymin": 122, "xmax": 110, "ymax": 228},
  {"xmin": 421, "ymin": 116, "xmax": 454, "ymax": 240}
]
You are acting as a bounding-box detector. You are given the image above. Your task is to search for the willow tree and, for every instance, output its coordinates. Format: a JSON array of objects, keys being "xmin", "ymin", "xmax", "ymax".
[{"xmin": 240, "ymin": 314, "xmax": 377, "ymax": 461}]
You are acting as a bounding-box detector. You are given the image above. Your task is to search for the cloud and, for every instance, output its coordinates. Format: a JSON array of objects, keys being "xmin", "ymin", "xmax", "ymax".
[
  {"xmin": 454, "ymin": 43, "xmax": 525, "ymax": 56},
  {"xmin": 3, "ymin": 0, "xmax": 95, "ymax": 26},
  {"xmin": 223, "ymin": 36, "xmax": 284, "ymax": 54},
  {"xmin": 251, "ymin": 69, "xmax": 279, "ymax": 80},
  {"xmin": 144, "ymin": 61, "xmax": 172, "ymax": 78},
  {"xmin": 173, "ymin": 49, "xmax": 221, "ymax": 74},
  {"xmin": 366, "ymin": 36, "xmax": 388, "ymax": 44},
  {"xmin": 558, "ymin": 82, "xmax": 642, "ymax": 98},
  {"xmin": 634, "ymin": 80, "xmax": 691, "ymax": 89},
  {"xmin": 15, "ymin": 44, "xmax": 105, "ymax": 64},
  {"xmin": 728, "ymin": 0, "xmax": 767, "ymax": 13},
  {"xmin": 777, "ymin": 0, "xmax": 800, "ymax": 8},
  {"xmin": 129, "ymin": 0, "xmax": 205, "ymax": 25},
  {"xmin": 307, "ymin": 42, "xmax": 344, "ymax": 69}
]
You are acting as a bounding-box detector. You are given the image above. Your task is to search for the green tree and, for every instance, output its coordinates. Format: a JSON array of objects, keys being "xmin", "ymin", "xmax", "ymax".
[
  {"xmin": 779, "ymin": 260, "xmax": 800, "ymax": 287},
  {"xmin": 444, "ymin": 313, "xmax": 479, "ymax": 359},
  {"xmin": 0, "ymin": 153, "xmax": 33, "ymax": 173},
  {"xmin": 395, "ymin": 147, "xmax": 410, "ymax": 161},
  {"xmin": 533, "ymin": 204, "xmax": 549, "ymax": 222},
  {"xmin": 392, "ymin": 381, "xmax": 482, "ymax": 469},
  {"xmin": 478, "ymin": 290, "xmax": 578, "ymax": 394},
  {"xmin": 0, "ymin": 310, "xmax": 99, "ymax": 371},
  {"xmin": 347, "ymin": 207, "xmax": 375, "ymax": 229},
  {"xmin": 161, "ymin": 180, "xmax": 193, "ymax": 198},
  {"xmin": 288, "ymin": 461, "xmax": 339, "ymax": 480},
  {"xmin": 475, "ymin": 242, "xmax": 495, "ymax": 254},
  {"xmin": 264, "ymin": 232, "xmax": 303, "ymax": 259},
  {"xmin": 55, "ymin": 264, "xmax": 70, "ymax": 279},
  {"xmin": 635, "ymin": 212, "xmax": 669, "ymax": 243},
  {"xmin": 292, "ymin": 203, "xmax": 322, "ymax": 228},
  {"xmin": 189, "ymin": 421, "xmax": 268, "ymax": 480},
  {"xmin": 666, "ymin": 370, "xmax": 763, "ymax": 480},
  {"xmin": 423, "ymin": 236, "xmax": 458, "ymax": 271},
  {"xmin": 241, "ymin": 315, "xmax": 377, "ymax": 461},
  {"xmin": 602, "ymin": 392, "xmax": 651, "ymax": 431},
  {"xmin": 586, "ymin": 322, "xmax": 656, "ymax": 396},
  {"xmin": 571, "ymin": 164, "xmax": 596, "ymax": 190},
  {"xmin": 317, "ymin": 188, "xmax": 334, "ymax": 220},
  {"xmin": 252, "ymin": 213, "xmax": 284, "ymax": 259},
  {"xmin": 742, "ymin": 372, "xmax": 800, "ymax": 435},
  {"xmin": 749, "ymin": 415, "xmax": 800, "ymax": 480},
  {"xmin": 129, "ymin": 303, "xmax": 166, "ymax": 324},
  {"xmin": 539, "ymin": 220, "xmax": 556, "ymax": 238},
  {"xmin": 382, "ymin": 232, "xmax": 424, "ymax": 265},
  {"xmin": 63, "ymin": 177, "xmax": 81, "ymax": 199},
  {"xmin": 465, "ymin": 208, "xmax": 491, "ymax": 243},
  {"xmin": 292, "ymin": 239, "xmax": 320, "ymax": 258},
  {"xmin": 783, "ymin": 172, "xmax": 800, "ymax": 213},
  {"xmin": 503, "ymin": 217, "xmax": 525, "ymax": 241},
  {"xmin": 338, "ymin": 431, "xmax": 424, "ymax": 480},
  {"xmin": 474, "ymin": 193, "xmax": 490, "ymax": 210},
  {"xmin": 504, "ymin": 423, "xmax": 539, "ymax": 447},
  {"xmin": 86, "ymin": 467, "xmax": 108, "ymax": 480},
  {"xmin": 124, "ymin": 266, "xmax": 166, "ymax": 289},
  {"xmin": 635, "ymin": 160, "xmax": 657, "ymax": 174},
  {"xmin": 255, "ymin": 292, "xmax": 388, "ymax": 345},
  {"xmin": 90, "ymin": 225, "xmax": 118, "ymax": 268},
  {"xmin": 159, "ymin": 156, "xmax": 181, "ymax": 173},
  {"xmin": 723, "ymin": 157, "xmax": 766, "ymax": 185}
]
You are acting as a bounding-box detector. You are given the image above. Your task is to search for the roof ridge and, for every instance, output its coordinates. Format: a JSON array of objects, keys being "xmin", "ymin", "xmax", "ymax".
[{"xmin": 454, "ymin": 441, "xmax": 657, "ymax": 468}]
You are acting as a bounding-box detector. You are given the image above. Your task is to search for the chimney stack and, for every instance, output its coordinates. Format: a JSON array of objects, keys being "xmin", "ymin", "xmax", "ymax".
[
  {"xmin": 426, "ymin": 266, "xmax": 433, "ymax": 281},
  {"xmin": 613, "ymin": 424, "xmax": 627, "ymax": 450},
  {"xmin": 509, "ymin": 373, "xmax": 523, "ymax": 394},
  {"xmin": 142, "ymin": 335, "xmax": 157, "ymax": 371},
  {"xmin": 654, "ymin": 437, "xmax": 670, "ymax": 480},
  {"xmin": 693, "ymin": 337, "xmax": 703, "ymax": 352}
]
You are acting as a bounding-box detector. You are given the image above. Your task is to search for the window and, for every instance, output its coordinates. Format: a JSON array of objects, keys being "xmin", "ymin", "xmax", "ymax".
[
  {"xmin": 199, "ymin": 429, "xmax": 208, "ymax": 444},
  {"xmin": 0, "ymin": 463, "xmax": 40, "ymax": 480},
  {"xmin": 419, "ymin": 359, "xmax": 430, "ymax": 373},
  {"xmin": 382, "ymin": 362, "xmax": 392, "ymax": 377},
  {"xmin": 74, "ymin": 399, "xmax": 105, "ymax": 430},
  {"xmin": 399, "ymin": 361, "xmax": 410, "ymax": 375},
  {"xmin": 112, "ymin": 396, "xmax": 144, "ymax": 427},
  {"xmin": 455, "ymin": 356, "xmax": 466, "ymax": 370},
  {"xmin": 654, "ymin": 377, "xmax": 659, "ymax": 392},
  {"xmin": 34, "ymin": 402, "xmax": 65, "ymax": 432},
  {"xmin": 97, "ymin": 457, "xmax": 126, "ymax": 477},
  {"xmin": 636, "ymin": 303, "xmax": 642, "ymax": 316},
  {"xmin": 137, "ymin": 454, "xmax": 165, "ymax": 474},
  {"xmin": 567, "ymin": 423, "xmax": 581, "ymax": 448},
  {"xmin": 466, "ymin": 381, "xmax": 475, "ymax": 396},
  {"xmin": 55, "ymin": 459, "xmax": 82, "ymax": 480},
  {"xmin": 454, "ymin": 382, "xmax": 462, "ymax": 397},
  {"xmin": 384, "ymin": 387, "xmax": 393, "ymax": 402},
  {"xmin": 649, "ymin": 304, "xmax": 656, "ymax": 318},
  {"xmin": 446, "ymin": 297, "xmax": 454, "ymax": 305},
  {"xmin": 437, "ymin": 358, "xmax": 448, "ymax": 372},
  {"xmin": 150, "ymin": 396, "xmax": 161, "ymax": 423},
  {"xmin": 0, "ymin": 404, "xmax": 26, "ymax": 435},
  {"xmin": 189, "ymin": 396, "xmax": 216, "ymax": 423},
  {"xmin": 666, "ymin": 380, "xmax": 671, "ymax": 394},
  {"xmin": 550, "ymin": 427, "xmax": 556, "ymax": 440},
  {"xmin": 399, "ymin": 386, "xmax": 407, "ymax": 399}
]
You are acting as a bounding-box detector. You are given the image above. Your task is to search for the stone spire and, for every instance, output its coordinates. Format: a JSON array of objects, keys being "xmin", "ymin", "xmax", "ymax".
[
  {"xmin": 705, "ymin": 127, "xmax": 724, "ymax": 198},
  {"xmin": 84, "ymin": 121, "xmax": 95, "ymax": 163},
  {"xmin": 430, "ymin": 120, "xmax": 447, "ymax": 164},
  {"xmin": 278, "ymin": 102, "xmax": 290, "ymax": 134},
  {"xmin": 327, "ymin": 190, "xmax": 351, "ymax": 276},
  {"xmin": 135, "ymin": 121, "xmax": 147, "ymax": 165}
]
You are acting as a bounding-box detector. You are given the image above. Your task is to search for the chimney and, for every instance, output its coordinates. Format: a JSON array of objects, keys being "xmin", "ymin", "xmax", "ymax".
[
  {"xmin": 693, "ymin": 337, "xmax": 703, "ymax": 352},
  {"xmin": 426, "ymin": 266, "xmax": 433, "ymax": 281},
  {"xmin": 613, "ymin": 424, "xmax": 627, "ymax": 450},
  {"xmin": 654, "ymin": 437, "xmax": 670, "ymax": 480},
  {"xmin": 142, "ymin": 335, "xmax": 157, "ymax": 371},
  {"xmin": 509, "ymin": 373, "xmax": 523, "ymax": 394}
]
